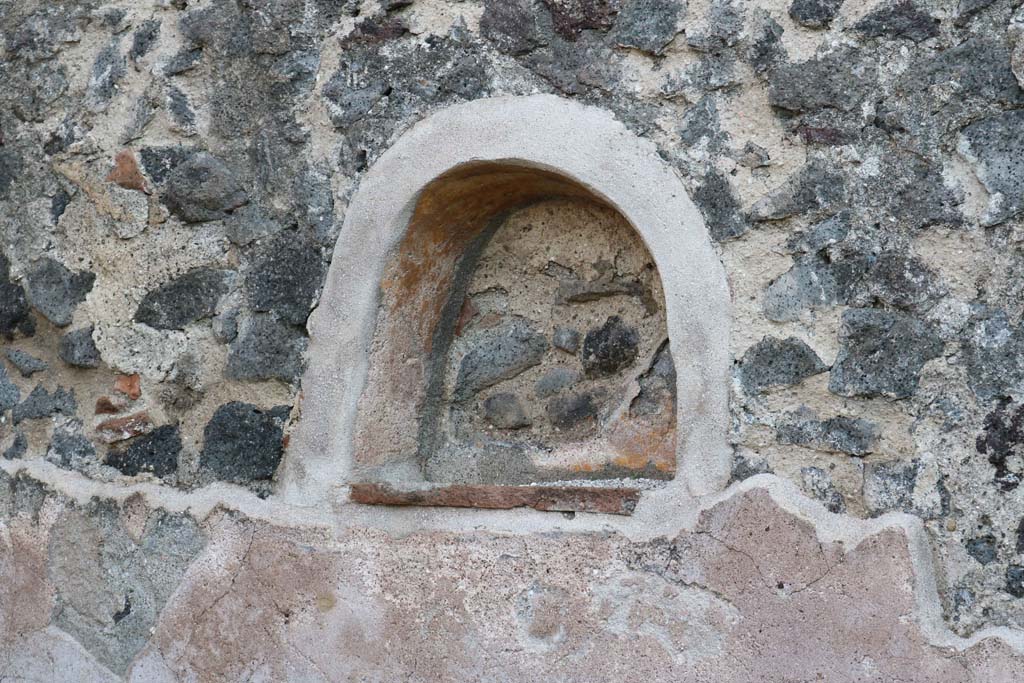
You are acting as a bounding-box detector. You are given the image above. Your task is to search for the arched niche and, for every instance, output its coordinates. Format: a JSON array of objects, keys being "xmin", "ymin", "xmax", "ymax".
[{"xmin": 283, "ymin": 95, "xmax": 730, "ymax": 515}]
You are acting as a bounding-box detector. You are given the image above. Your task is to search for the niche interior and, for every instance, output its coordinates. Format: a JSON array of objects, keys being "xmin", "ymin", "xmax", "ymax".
[{"xmin": 349, "ymin": 162, "xmax": 676, "ymax": 513}]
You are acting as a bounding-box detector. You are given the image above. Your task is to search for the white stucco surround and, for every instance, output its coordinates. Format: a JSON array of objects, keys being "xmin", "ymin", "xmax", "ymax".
[{"xmin": 282, "ymin": 94, "xmax": 732, "ymax": 526}]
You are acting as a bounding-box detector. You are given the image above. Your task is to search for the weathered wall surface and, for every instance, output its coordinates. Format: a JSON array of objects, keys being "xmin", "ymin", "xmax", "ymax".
[{"xmin": 3, "ymin": 0, "xmax": 1024, "ymax": 678}]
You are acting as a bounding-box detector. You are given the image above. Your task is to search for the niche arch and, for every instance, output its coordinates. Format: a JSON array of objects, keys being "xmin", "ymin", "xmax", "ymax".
[{"xmin": 284, "ymin": 95, "xmax": 730, "ymax": 513}]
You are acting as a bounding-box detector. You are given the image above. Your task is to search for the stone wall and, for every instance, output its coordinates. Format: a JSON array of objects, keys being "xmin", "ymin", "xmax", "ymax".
[{"xmin": 3, "ymin": 0, "xmax": 1024, "ymax": 678}]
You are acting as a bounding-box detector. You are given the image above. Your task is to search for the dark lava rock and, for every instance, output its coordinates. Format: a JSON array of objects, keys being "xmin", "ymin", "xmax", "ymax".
[
  {"xmin": 535, "ymin": 367, "xmax": 581, "ymax": 398},
  {"xmin": 965, "ymin": 535, "xmax": 999, "ymax": 565},
  {"xmin": 864, "ymin": 459, "xmax": 919, "ymax": 516},
  {"xmin": 454, "ymin": 318, "xmax": 549, "ymax": 399},
  {"xmin": 200, "ymin": 402, "xmax": 289, "ymax": 482},
  {"xmin": 828, "ymin": 309, "xmax": 942, "ymax": 399},
  {"xmin": 245, "ymin": 231, "xmax": 323, "ymax": 325},
  {"xmin": 135, "ymin": 268, "xmax": 232, "ymax": 330},
  {"xmin": 0, "ymin": 254, "xmax": 33, "ymax": 340},
  {"xmin": 131, "ymin": 19, "xmax": 161, "ymax": 61},
  {"xmin": 962, "ymin": 309, "xmax": 1024, "ymax": 401},
  {"xmin": 581, "ymin": 316, "xmax": 639, "ymax": 377},
  {"xmin": 481, "ymin": 393, "xmax": 532, "ymax": 429},
  {"xmin": 480, "ymin": 0, "xmax": 549, "ymax": 55},
  {"xmin": 976, "ymin": 399, "xmax": 1024, "ymax": 492},
  {"xmin": 139, "ymin": 146, "xmax": 194, "ymax": 185},
  {"xmin": 767, "ymin": 48, "xmax": 876, "ymax": 113},
  {"xmin": 1017, "ymin": 518, "xmax": 1024, "ymax": 554},
  {"xmin": 693, "ymin": 169, "xmax": 748, "ymax": 241},
  {"xmin": 225, "ymin": 314, "xmax": 307, "ymax": 383},
  {"xmin": 959, "ymin": 110, "xmax": 1024, "ymax": 227},
  {"xmin": 801, "ymin": 466, "xmax": 846, "ymax": 514},
  {"xmin": 0, "ymin": 365, "xmax": 19, "ymax": 412},
  {"xmin": 4, "ymin": 348, "xmax": 47, "ymax": 378},
  {"xmin": 59, "ymin": 326, "xmax": 101, "ymax": 368},
  {"xmin": 106, "ymin": 425, "xmax": 181, "ymax": 478},
  {"xmin": 546, "ymin": 392, "xmax": 598, "ymax": 431},
  {"xmin": 552, "ymin": 327, "xmax": 581, "ymax": 353},
  {"xmin": 738, "ymin": 336, "xmax": 827, "ymax": 394},
  {"xmin": 789, "ymin": 0, "xmax": 843, "ymax": 28},
  {"xmin": 1008, "ymin": 565, "xmax": 1024, "ymax": 598},
  {"xmin": 746, "ymin": 9, "xmax": 786, "ymax": 75},
  {"xmin": 749, "ymin": 158, "xmax": 846, "ymax": 221},
  {"xmin": 614, "ymin": 0, "xmax": 683, "ymax": 55},
  {"xmin": 86, "ymin": 40, "xmax": 126, "ymax": 112},
  {"xmin": 12, "ymin": 384, "xmax": 76, "ymax": 424},
  {"xmin": 24, "ymin": 257, "xmax": 95, "ymax": 327},
  {"xmin": 777, "ymin": 407, "xmax": 879, "ymax": 456},
  {"xmin": 852, "ymin": 1, "xmax": 939, "ymax": 43},
  {"xmin": 3, "ymin": 433, "xmax": 27, "ymax": 460},
  {"xmin": 544, "ymin": 0, "xmax": 620, "ymax": 40},
  {"xmin": 49, "ymin": 426, "xmax": 96, "ymax": 468},
  {"xmin": 764, "ymin": 255, "xmax": 843, "ymax": 322},
  {"xmin": 163, "ymin": 152, "xmax": 247, "ymax": 223}
]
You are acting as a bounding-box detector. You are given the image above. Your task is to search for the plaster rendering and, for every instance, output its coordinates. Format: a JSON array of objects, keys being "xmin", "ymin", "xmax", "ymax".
[{"xmin": 3, "ymin": 0, "xmax": 1024, "ymax": 679}]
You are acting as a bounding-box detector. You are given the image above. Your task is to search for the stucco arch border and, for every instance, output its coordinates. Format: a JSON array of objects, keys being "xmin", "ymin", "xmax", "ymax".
[{"xmin": 282, "ymin": 94, "xmax": 731, "ymax": 520}]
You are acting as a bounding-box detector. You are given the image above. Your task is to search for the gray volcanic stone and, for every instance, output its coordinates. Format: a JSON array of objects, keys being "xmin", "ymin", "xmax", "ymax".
[
  {"xmin": 959, "ymin": 110, "xmax": 1024, "ymax": 227},
  {"xmin": 1008, "ymin": 565, "xmax": 1024, "ymax": 598},
  {"xmin": 730, "ymin": 453, "xmax": 773, "ymax": 483},
  {"xmin": 853, "ymin": 1, "xmax": 939, "ymax": 43},
  {"xmin": 5, "ymin": 349, "xmax": 47, "ymax": 377},
  {"xmin": 767, "ymin": 48, "xmax": 876, "ymax": 113},
  {"xmin": 49, "ymin": 425, "xmax": 96, "ymax": 468},
  {"xmin": 581, "ymin": 316, "xmax": 639, "ymax": 377},
  {"xmin": 24, "ymin": 257, "xmax": 95, "ymax": 327},
  {"xmin": 47, "ymin": 502, "xmax": 205, "ymax": 674},
  {"xmin": 864, "ymin": 459, "xmax": 919, "ymax": 515},
  {"xmin": 786, "ymin": 211, "xmax": 852, "ymax": 254},
  {"xmin": 749, "ymin": 158, "xmax": 846, "ymax": 221},
  {"xmin": 226, "ymin": 315, "xmax": 307, "ymax": 383},
  {"xmin": 480, "ymin": 0, "xmax": 548, "ymax": 56},
  {"xmin": 59, "ymin": 326, "xmax": 101, "ymax": 368},
  {"xmin": 546, "ymin": 392, "xmax": 598, "ymax": 431},
  {"xmin": 544, "ymin": 0, "xmax": 619, "ymax": 40},
  {"xmin": 777, "ymin": 407, "xmax": 879, "ymax": 456},
  {"xmin": 962, "ymin": 308, "xmax": 1024, "ymax": 401},
  {"xmin": 801, "ymin": 466, "xmax": 846, "ymax": 513},
  {"xmin": 966, "ymin": 535, "xmax": 999, "ymax": 565},
  {"xmin": 686, "ymin": 0, "xmax": 743, "ymax": 52},
  {"xmin": 829, "ymin": 309, "xmax": 942, "ymax": 399},
  {"xmin": 106, "ymin": 425, "xmax": 181, "ymax": 478},
  {"xmin": 614, "ymin": 0, "xmax": 683, "ymax": 55},
  {"xmin": 224, "ymin": 204, "xmax": 283, "ymax": 246},
  {"xmin": 739, "ymin": 336, "xmax": 827, "ymax": 394},
  {"xmin": 764, "ymin": 255, "xmax": 842, "ymax": 322},
  {"xmin": 535, "ymin": 367, "xmax": 582, "ymax": 398},
  {"xmin": 856, "ymin": 252, "xmax": 941, "ymax": 310},
  {"xmin": 245, "ymin": 231, "xmax": 323, "ymax": 325},
  {"xmin": 0, "ymin": 365, "xmax": 19, "ymax": 412},
  {"xmin": 552, "ymin": 327, "xmax": 581, "ymax": 354},
  {"xmin": 201, "ymin": 402, "xmax": 289, "ymax": 482},
  {"xmin": 163, "ymin": 152, "xmax": 247, "ymax": 223},
  {"xmin": 788, "ymin": 0, "xmax": 843, "ymax": 28},
  {"xmin": 481, "ymin": 393, "xmax": 532, "ymax": 429},
  {"xmin": 135, "ymin": 268, "xmax": 232, "ymax": 330},
  {"xmin": 3, "ymin": 433, "xmax": 27, "ymax": 460},
  {"xmin": 12, "ymin": 385, "xmax": 76, "ymax": 424},
  {"xmin": 454, "ymin": 318, "xmax": 549, "ymax": 399}
]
